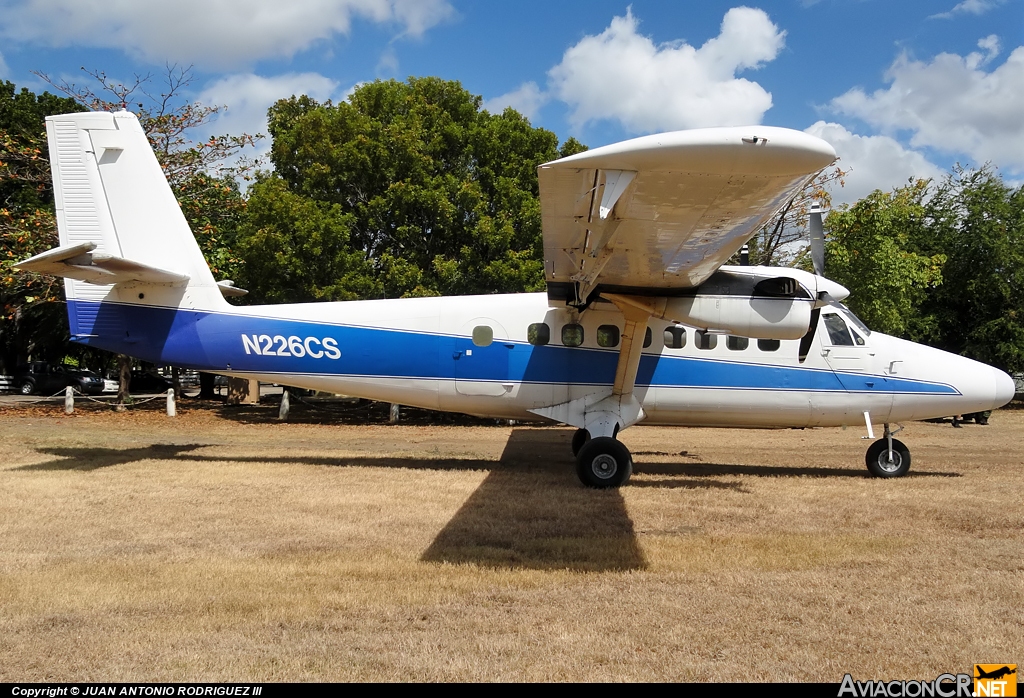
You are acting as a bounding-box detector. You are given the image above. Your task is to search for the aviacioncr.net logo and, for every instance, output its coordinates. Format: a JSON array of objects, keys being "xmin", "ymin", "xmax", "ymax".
[{"xmin": 838, "ymin": 673, "xmax": 973, "ymax": 697}]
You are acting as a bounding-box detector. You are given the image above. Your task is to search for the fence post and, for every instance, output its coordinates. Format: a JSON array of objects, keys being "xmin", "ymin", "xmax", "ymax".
[
  {"xmin": 279, "ymin": 389, "xmax": 290, "ymax": 420},
  {"xmin": 166, "ymin": 388, "xmax": 176, "ymax": 417},
  {"xmin": 64, "ymin": 386, "xmax": 74, "ymax": 414}
]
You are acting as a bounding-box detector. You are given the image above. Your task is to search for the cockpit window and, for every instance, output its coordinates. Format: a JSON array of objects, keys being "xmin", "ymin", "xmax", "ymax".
[
  {"xmin": 838, "ymin": 303, "xmax": 872, "ymax": 336},
  {"xmin": 823, "ymin": 313, "xmax": 854, "ymax": 346}
]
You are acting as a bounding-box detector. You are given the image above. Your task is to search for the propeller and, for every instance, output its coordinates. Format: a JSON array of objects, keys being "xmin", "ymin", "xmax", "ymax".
[{"xmin": 808, "ymin": 201, "xmax": 825, "ymax": 277}]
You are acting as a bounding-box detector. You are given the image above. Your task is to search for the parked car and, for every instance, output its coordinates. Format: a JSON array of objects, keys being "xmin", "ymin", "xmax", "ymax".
[
  {"xmin": 100, "ymin": 368, "xmax": 174, "ymax": 394},
  {"xmin": 13, "ymin": 362, "xmax": 69, "ymax": 395},
  {"xmin": 129, "ymin": 369, "xmax": 174, "ymax": 393},
  {"xmin": 65, "ymin": 369, "xmax": 105, "ymax": 395},
  {"xmin": 102, "ymin": 373, "xmax": 119, "ymax": 393}
]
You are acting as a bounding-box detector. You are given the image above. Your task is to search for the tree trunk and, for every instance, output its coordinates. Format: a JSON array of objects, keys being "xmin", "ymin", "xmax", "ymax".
[
  {"xmin": 115, "ymin": 354, "xmax": 132, "ymax": 411},
  {"xmin": 198, "ymin": 372, "xmax": 216, "ymax": 400},
  {"xmin": 226, "ymin": 377, "xmax": 259, "ymax": 405}
]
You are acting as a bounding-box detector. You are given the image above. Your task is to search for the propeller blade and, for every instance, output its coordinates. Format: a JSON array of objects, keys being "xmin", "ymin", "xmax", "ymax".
[{"xmin": 809, "ymin": 203, "xmax": 825, "ymax": 276}]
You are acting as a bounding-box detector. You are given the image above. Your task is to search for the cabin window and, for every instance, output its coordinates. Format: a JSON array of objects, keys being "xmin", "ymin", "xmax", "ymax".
[
  {"xmin": 664, "ymin": 326, "xmax": 686, "ymax": 349},
  {"xmin": 823, "ymin": 313, "xmax": 854, "ymax": 346},
  {"xmin": 643, "ymin": 327, "xmax": 652, "ymax": 348},
  {"xmin": 726, "ymin": 336, "xmax": 748, "ymax": 351},
  {"xmin": 757, "ymin": 338, "xmax": 781, "ymax": 352},
  {"xmin": 849, "ymin": 327, "xmax": 866, "ymax": 346},
  {"xmin": 528, "ymin": 323, "xmax": 550, "ymax": 346},
  {"xmin": 472, "ymin": 325, "xmax": 494, "ymax": 347},
  {"xmin": 561, "ymin": 323, "xmax": 584, "ymax": 347},
  {"xmin": 695, "ymin": 330, "xmax": 717, "ymax": 350},
  {"xmin": 597, "ymin": 325, "xmax": 620, "ymax": 348}
]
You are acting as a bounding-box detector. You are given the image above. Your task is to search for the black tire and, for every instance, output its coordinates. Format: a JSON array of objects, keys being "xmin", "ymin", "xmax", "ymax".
[
  {"xmin": 865, "ymin": 438, "xmax": 911, "ymax": 478},
  {"xmin": 576, "ymin": 436, "xmax": 633, "ymax": 488},
  {"xmin": 570, "ymin": 428, "xmax": 591, "ymax": 457},
  {"xmin": 18, "ymin": 380, "xmax": 35, "ymax": 395}
]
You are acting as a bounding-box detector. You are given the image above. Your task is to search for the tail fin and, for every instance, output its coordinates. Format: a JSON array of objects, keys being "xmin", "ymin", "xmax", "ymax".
[{"xmin": 16, "ymin": 110, "xmax": 229, "ymax": 339}]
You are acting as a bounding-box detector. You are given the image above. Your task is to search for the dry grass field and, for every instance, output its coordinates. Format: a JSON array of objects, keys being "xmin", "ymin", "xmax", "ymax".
[{"xmin": 1, "ymin": 398, "xmax": 1022, "ymax": 682}]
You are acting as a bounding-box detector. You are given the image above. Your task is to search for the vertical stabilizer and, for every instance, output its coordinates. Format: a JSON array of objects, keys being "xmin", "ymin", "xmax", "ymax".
[{"xmin": 44, "ymin": 111, "xmax": 226, "ymax": 323}]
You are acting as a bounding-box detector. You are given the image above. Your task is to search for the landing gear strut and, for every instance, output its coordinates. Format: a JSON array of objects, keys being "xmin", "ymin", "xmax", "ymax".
[
  {"xmin": 865, "ymin": 423, "xmax": 911, "ymax": 477},
  {"xmin": 576, "ymin": 436, "xmax": 633, "ymax": 488}
]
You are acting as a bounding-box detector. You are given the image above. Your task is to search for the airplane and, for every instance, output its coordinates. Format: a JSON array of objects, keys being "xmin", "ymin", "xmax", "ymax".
[
  {"xmin": 975, "ymin": 666, "xmax": 1016, "ymax": 681},
  {"xmin": 16, "ymin": 110, "xmax": 1016, "ymax": 488}
]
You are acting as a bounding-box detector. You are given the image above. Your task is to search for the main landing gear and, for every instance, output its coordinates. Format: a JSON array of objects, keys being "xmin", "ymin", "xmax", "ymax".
[
  {"xmin": 572, "ymin": 428, "xmax": 634, "ymax": 488},
  {"xmin": 865, "ymin": 423, "xmax": 911, "ymax": 478}
]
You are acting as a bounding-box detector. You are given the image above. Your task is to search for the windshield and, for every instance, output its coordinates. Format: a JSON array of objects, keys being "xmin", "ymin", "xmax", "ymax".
[{"xmin": 837, "ymin": 303, "xmax": 871, "ymax": 336}]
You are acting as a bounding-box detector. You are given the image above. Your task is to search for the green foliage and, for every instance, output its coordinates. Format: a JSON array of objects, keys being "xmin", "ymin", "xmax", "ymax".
[
  {"xmin": 742, "ymin": 165, "xmax": 848, "ymax": 268},
  {"xmin": 1, "ymin": 71, "xmax": 257, "ymax": 370},
  {"xmin": 825, "ymin": 168, "xmax": 1024, "ymax": 373},
  {"xmin": 237, "ymin": 175, "xmax": 375, "ymax": 302},
  {"xmin": 239, "ymin": 78, "xmax": 583, "ymax": 301},
  {"xmin": 912, "ymin": 167, "xmax": 1024, "ymax": 373},
  {"xmin": 824, "ymin": 180, "xmax": 946, "ymax": 337},
  {"xmin": 0, "ymin": 82, "xmax": 86, "ymax": 369},
  {"xmin": 37, "ymin": 67, "xmax": 258, "ymax": 285}
]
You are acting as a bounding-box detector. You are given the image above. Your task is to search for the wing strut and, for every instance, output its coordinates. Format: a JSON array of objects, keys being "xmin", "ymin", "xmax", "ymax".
[{"xmin": 529, "ymin": 293, "xmax": 653, "ymax": 439}]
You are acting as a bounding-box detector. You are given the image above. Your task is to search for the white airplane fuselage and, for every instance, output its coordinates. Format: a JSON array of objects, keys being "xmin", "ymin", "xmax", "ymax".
[
  {"xmin": 21, "ymin": 110, "xmax": 1016, "ymax": 486},
  {"xmin": 67, "ymin": 287, "xmax": 1015, "ymax": 429}
]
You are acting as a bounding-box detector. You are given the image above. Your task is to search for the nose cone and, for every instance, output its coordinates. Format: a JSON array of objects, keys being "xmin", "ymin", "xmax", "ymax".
[
  {"xmin": 816, "ymin": 276, "xmax": 850, "ymax": 303},
  {"xmin": 992, "ymin": 367, "xmax": 1016, "ymax": 409}
]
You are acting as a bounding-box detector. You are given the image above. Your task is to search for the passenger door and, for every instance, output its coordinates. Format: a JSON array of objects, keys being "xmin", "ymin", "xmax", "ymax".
[{"xmin": 453, "ymin": 318, "xmax": 514, "ymax": 397}]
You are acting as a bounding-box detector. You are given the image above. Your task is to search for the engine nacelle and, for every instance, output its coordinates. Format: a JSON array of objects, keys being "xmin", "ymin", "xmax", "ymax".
[
  {"xmin": 661, "ymin": 293, "xmax": 812, "ymax": 340},
  {"xmin": 612, "ymin": 267, "xmax": 847, "ymax": 340}
]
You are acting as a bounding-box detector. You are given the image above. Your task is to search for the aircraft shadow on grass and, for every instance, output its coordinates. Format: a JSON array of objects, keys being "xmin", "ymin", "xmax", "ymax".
[{"xmin": 17, "ymin": 427, "xmax": 959, "ymax": 572}]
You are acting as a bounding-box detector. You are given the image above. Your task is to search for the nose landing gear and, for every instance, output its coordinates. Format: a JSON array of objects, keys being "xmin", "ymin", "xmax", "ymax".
[{"xmin": 866, "ymin": 423, "xmax": 911, "ymax": 477}]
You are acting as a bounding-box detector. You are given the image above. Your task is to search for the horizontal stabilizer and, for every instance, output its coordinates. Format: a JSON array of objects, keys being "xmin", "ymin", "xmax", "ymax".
[
  {"xmin": 16, "ymin": 242, "xmax": 190, "ymax": 285},
  {"xmin": 217, "ymin": 280, "xmax": 249, "ymax": 297}
]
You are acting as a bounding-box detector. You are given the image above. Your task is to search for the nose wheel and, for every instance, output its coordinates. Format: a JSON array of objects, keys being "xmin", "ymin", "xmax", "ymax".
[{"xmin": 865, "ymin": 424, "xmax": 911, "ymax": 477}]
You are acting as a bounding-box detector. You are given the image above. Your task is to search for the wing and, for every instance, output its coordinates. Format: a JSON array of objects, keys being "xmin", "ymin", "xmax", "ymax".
[{"xmin": 539, "ymin": 126, "xmax": 837, "ymax": 305}]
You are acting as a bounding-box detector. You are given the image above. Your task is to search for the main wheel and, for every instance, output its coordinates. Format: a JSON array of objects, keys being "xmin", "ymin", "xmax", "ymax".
[
  {"xmin": 18, "ymin": 380, "xmax": 34, "ymax": 395},
  {"xmin": 576, "ymin": 436, "xmax": 633, "ymax": 488},
  {"xmin": 865, "ymin": 438, "xmax": 911, "ymax": 478},
  {"xmin": 570, "ymin": 428, "xmax": 591, "ymax": 457}
]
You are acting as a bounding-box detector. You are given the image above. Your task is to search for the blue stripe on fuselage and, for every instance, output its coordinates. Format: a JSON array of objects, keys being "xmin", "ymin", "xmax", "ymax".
[{"xmin": 67, "ymin": 300, "xmax": 958, "ymax": 395}]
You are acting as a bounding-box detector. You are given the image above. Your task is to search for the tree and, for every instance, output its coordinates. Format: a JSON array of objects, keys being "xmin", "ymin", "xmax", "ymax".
[
  {"xmin": 1, "ymin": 68, "xmax": 258, "ymax": 390},
  {"xmin": 742, "ymin": 165, "xmax": 846, "ymax": 268},
  {"xmin": 0, "ymin": 82, "xmax": 85, "ymax": 371},
  {"xmin": 238, "ymin": 78, "xmax": 586, "ymax": 302},
  {"xmin": 37, "ymin": 66, "xmax": 259, "ymax": 283},
  {"xmin": 823, "ymin": 179, "xmax": 946, "ymax": 337},
  {"xmin": 915, "ymin": 166, "xmax": 1024, "ymax": 373}
]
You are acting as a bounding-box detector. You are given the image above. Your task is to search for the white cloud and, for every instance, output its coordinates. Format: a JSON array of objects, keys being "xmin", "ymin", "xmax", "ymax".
[
  {"xmin": 0, "ymin": 0, "xmax": 454, "ymax": 70},
  {"xmin": 196, "ymin": 72, "xmax": 340, "ymax": 165},
  {"xmin": 376, "ymin": 47, "xmax": 400, "ymax": 75},
  {"xmin": 830, "ymin": 39, "xmax": 1024, "ymax": 173},
  {"xmin": 0, "ymin": 49, "xmax": 8, "ymax": 79},
  {"xmin": 805, "ymin": 122, "xmax": 945, "ymax": 205},
  {"xmin": 483, "ymin": 82, "xmax": 547, "ymax": 121},
  {"xmin": 930, "ymin": 0, "xmax": 1004, "ymax": 19},
  {"xmin": 547, "ymin": 7, "xmax": 785, "ymax": 134}
]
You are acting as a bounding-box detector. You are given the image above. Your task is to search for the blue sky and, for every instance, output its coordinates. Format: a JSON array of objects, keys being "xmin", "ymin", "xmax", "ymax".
[{"xmin": 1, "ymin": 0, "xmax": 1021, "ymax": 203}]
